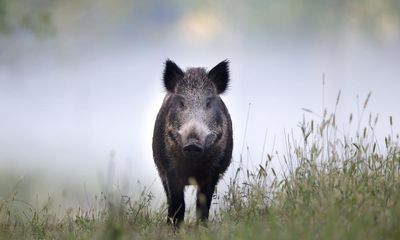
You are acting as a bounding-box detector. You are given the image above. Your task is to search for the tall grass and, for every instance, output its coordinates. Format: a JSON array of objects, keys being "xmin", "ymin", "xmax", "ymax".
[{"xmin": 1, "ymin": 94, "xmax": 399, "ymax": 239}]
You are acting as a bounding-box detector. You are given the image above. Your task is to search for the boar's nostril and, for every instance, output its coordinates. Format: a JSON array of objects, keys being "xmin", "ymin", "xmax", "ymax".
[{"xmin": 183, "ymin": 142, "xmax": 203, "ymax": 157}]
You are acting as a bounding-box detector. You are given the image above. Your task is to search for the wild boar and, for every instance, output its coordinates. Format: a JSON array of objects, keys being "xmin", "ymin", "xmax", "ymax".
[{"xmin": 152, "ymin": 59, "xmax": 233, "ymax": 226}]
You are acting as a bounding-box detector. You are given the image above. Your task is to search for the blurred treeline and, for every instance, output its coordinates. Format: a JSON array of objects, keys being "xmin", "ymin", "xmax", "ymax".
[{"xmin": 0, "ymin": 0, "xmax": 399, "ymax": 43}]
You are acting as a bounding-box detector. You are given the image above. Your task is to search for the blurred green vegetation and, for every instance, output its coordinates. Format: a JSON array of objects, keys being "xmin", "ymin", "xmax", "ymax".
[
  {"xmin": 0, "ymin": 0, "xmax": 399, "ymax": 42},
  {"xmin": 0, "ymin": 0, "xmax": 54, "ymax": 37}
]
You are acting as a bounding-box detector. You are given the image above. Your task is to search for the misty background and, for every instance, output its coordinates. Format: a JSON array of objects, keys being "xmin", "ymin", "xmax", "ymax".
[{"xmin": 0, "ymin": 0, "xmax": 399, "ymax": 208}]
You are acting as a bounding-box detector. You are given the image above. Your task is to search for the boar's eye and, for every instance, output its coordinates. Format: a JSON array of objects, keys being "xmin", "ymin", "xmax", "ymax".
[
  {"xmin": 206, "ymin": 97, "xmax": 214, "ymax": 109},
  {"xmin": 176, "ymin": 95, "xmax": 185, "ymax": 108},
  {"xmin": 179, "ymin": 99, "xmax": 185, "ymax": 108}
]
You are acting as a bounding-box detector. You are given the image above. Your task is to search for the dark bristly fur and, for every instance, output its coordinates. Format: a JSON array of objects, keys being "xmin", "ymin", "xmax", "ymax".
[
  {"xmin": 152, "ymin": 60, "xmax": 233, "ymax": 226},
  {"xmin": 163, "ymin": 59, "xmax": 184, "ymax": 92},
  {"xmin": 208, "ymin": 59, "xmax": 230, "ymax": 94}
]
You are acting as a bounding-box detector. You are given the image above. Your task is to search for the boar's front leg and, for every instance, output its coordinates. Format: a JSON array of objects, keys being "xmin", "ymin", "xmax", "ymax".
[
  {"xmin": 166, "ymin": 177, "xmax": 185, "ymax": 226},
  {"xmin": 196, "ymin": 175, "xmax": 219, "ymax": 221}
]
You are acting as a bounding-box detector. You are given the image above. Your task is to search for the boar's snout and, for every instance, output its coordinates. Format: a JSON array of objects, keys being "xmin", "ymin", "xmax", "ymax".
[
  {"xmin": 182, "ymin": 138, "xmax": 203, "ymax": 158},
  {"xmin": 182, "ymin": 132, "xmax": 219, "ymax": 158}
]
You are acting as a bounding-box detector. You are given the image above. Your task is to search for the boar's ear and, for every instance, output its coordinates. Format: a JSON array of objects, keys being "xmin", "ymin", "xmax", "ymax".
[
  {"xmin": 208, "ymin": 60, "xmax": 230, "ymax": 94},
  {"xmin": 163, "ymin": 59, "xmax": 184, "ymax": 92}
]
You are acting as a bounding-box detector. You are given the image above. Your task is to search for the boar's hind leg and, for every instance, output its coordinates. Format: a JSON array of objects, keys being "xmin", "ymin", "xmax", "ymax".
[
  {"xmin": 196, "ymin": 175, "xmax": 219, "ymax": 221},
  {"xmin": 167, "ymin": 180, "xmax": 185, "ymax": 226}
]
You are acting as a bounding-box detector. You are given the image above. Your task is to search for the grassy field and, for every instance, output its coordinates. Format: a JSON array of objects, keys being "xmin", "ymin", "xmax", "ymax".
[{"xmin": 1, "ymin": 95, "xmax": 399, "ymax": 239}]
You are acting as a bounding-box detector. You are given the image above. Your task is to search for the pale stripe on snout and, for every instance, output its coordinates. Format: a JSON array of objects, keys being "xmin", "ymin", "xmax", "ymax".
[{"xmin": 178, "ymin": 119, "xmax": 210, "ymax": 144}]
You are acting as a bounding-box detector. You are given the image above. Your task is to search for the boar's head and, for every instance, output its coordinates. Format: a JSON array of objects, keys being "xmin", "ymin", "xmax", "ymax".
[{"xmin": 163, "ymin": 60, "xmax": 230, "ymax": 160}]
